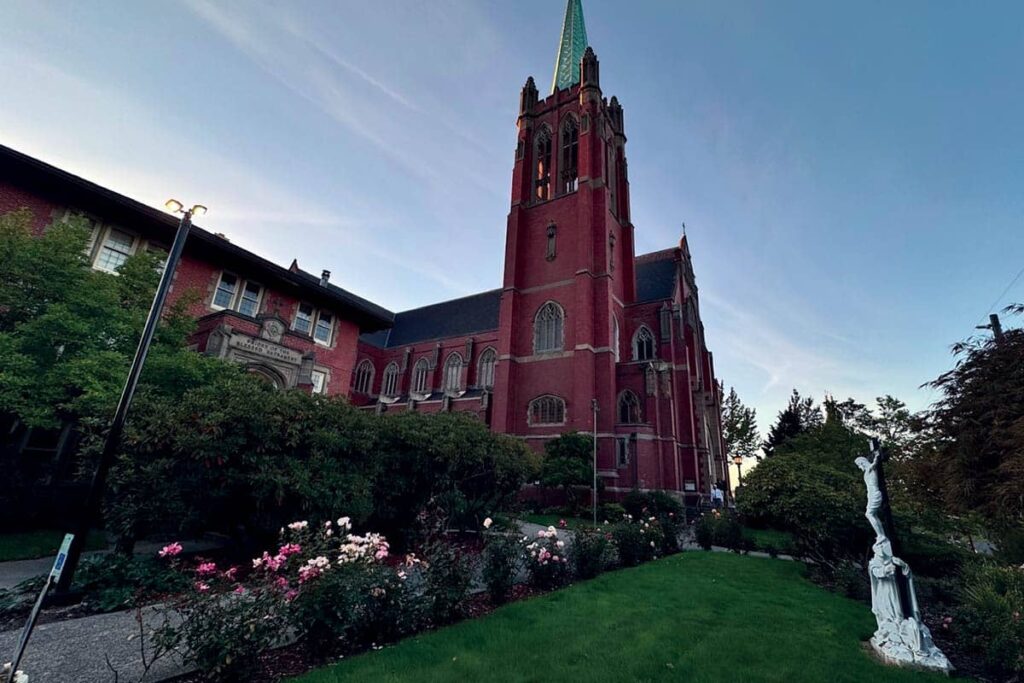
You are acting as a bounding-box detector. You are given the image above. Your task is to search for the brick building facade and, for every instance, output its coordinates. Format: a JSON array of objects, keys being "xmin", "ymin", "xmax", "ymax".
[{"xmin": 1, "ymin": 0, "xmax": 728, "ymax": 502}]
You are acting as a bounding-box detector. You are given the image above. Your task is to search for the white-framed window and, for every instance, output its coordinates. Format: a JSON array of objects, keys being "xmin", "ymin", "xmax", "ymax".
[
  {"xmin": 477, "ymin": 347, "xmax": 497, "ymax": 389},
  {"xmin": 382, "ymin": 362, "xmax": 400, "ymax": 397},
  {"xmin": 632, "ymin": 325, "xmax": 656, "ymax": 361},
  {"xmin": 94, "ymin": 228, "xmax": 136, "ymax": 273},
  {"xmin": 213, "ymin": 273, "xmax": 239, "ymax": 309},
  {"xmin": 293, "ymin": 303, "xmax": 315, "ymax": 334},
  {"xmin": 442, "ymin": 353, "xmax": 463, "ymax": 394},
  {"xmin": 533, "ymin": 301, "xmax": 564, "ymax": 354},
  {"xmin": 212, "ymin": 272, "xmax": 263, "ymax": 317},
  {"xmin": 352, "ymin": 359, "xmax": 375, "ymax": 394},
  {"xmin": 616, "ymin": 438, "xmax": 630, "ymax": 468},
  {"xmin": 412, "ymin": 358, "xmax": 430, "ymax": 395},
  {"xmin": 528, "ymin": 395, "xmax": 565, "ymax": 426},
  {"xmin": 238, "ymin": 281, "xmax": 263, "ymax": 317},
  {"xmin": 618, "ymin": 390, "xmax": 641, "ymax": 424},
  {"xmin": 314, "ymin": 311, "xmax": 334, "ymax": 345},
  {"xmin": 311, "ymin": 370, "xmax": 328, "ymax": 395}
]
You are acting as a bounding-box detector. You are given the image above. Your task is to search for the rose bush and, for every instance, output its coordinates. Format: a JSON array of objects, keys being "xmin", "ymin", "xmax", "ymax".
[
  {"xmin": 523, "ymin": 526, "xmax": 570, "ymax": 590},
  {"xmin": 612, "ymin": 514, "xmax": 663, "ymax": 567}
]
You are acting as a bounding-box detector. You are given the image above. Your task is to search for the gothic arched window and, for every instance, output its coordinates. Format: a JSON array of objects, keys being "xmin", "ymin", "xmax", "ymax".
[
  {"xmin": 528, "ymin": 395, "xmax": 565, "ymax": 425},
  {"xmin": 352, "ymin": 359, "xmax": 374, "ymax": 394},
  {"xmin": 443, "ymin": 353, "xmax": 463, "ymax": 394},
  {"xmin": 534, "ymin": 128, "xmax": 552, "ymax": 201},
  {"xmin": 618, "ymin": 390, "xmax": 641, "ymax": 424},
  {"xmin": 477, "ymin": 347, "xmax": 497, "ymax": 389},
  {"xmin": 381, "ymin": 362, "xmax": 400, "ymax": 397},
  {"xmin": 534, "ymin": 301, "xmax": 564, "ymax": 354},
  {"xmin": 632, "ymin": 325, "xmax": 656, "ymax": 361},
  {"xmin": 412, "ymin": 358, "xmax": 431, "ymax": 395},
  {"xmin": 559, "ymin": 117, "xmax": 579, "ymax": 194}
]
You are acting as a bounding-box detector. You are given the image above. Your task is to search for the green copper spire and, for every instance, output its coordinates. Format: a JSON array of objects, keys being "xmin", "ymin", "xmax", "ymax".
[{"xmin": 550, "ymin": 0, "xmax": 588, "ymax": 94}]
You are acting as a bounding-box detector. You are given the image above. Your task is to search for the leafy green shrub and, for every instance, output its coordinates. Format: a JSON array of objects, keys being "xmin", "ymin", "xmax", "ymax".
[
  {"xmin": 421, "ymin": 535, "xmax": 474, "ymax": 625},
  {"xmin": 738, "ymin": 421, "xmax": 872, "ymax": 565},
  {"xmin": 995, "ymin": 525, "xmax": 1024, "ymax": 565},
  {"xmin": 694, "ymin": 511, "xmax": 743, "ymax": 552},
  {"xmin": 598, "ymin": 503, "xmax": 626, "ymax": 522},
  {"xmin": 74, "ymin": 553, "xmax": 189, "ymax": 612},
  {"xmin": 539, "ymin": 432, "xmax": 594, "ymax": 514},
  {"xmin": 622, "ymin": 491, "xmax": 683, "ymax": 519},
  {"xmin": 523, "ymin": 526, "xmax": 570, "ymax": 589},
  {"xmin": 955, "ymin": 562, "xmax": 1024, "ymax": 676},
  {"xmin": 569, "ymin": 526, "xmax": 614, "ymax": 579},
  {"xmin": 481, "ymin": 520, "xmax": 522, "ymax": 604},
  {"xmin": 612, "ymin": 515, "xmax": 663, "ymax": 567}
]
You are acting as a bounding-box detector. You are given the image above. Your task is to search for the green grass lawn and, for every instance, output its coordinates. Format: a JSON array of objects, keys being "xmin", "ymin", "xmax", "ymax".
[
  {"xmin": 521, "ymin": 513, "xmax": 592, "ymax": 529},
  {"xmin": 0, "ymin": 530, "xmax": 105, "ymax": 562},
  {"xmin": 743, "ymin": 527, "xmax": 797, "ymax": 553},
  {"xmin": 295, "ymin": 552, "xmax": 946, "ymax": 683}
]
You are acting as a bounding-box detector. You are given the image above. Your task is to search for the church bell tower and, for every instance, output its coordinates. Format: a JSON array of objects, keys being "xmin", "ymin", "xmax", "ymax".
[{"xmin": 491, "ymin": 0, "xmax": 637, "ymax": 459}]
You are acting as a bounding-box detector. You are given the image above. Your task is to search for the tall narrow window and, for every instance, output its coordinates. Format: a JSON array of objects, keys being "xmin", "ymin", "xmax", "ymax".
[
  {"xmin": 213, "ymin": 273, "xmax": 238, "ymax": 309},
  {"xmin": 293, "ymin": 303, "xmax": 315, "ymax": 334},
  {"xmin": 238, "ymin": 282, "xmax": 263, "ymax": 317},
  {"xmin": 612, "ymin": 316, "xmax": 620, "ymax": 363},
  {"xmin": 606, "ymin": 142, "xmax": 618, "ymax": 215},
  {"xmin": 314, "ymin": 311, "xmax": 334, "ymax": 345},
  {"xmin": 442, "ymin": 353, "xmax": 463, "ymax": 394},
  {"xmin": 618, "ymin": 391, "xmax": 641, "ymax": 424},
  {"xmin": 311, "ymin": 370, "xmax": 328, "ymax": 395},
  {"xmin": 632, "ymin": 325, "xmax": 656, "ymax": 361},
  {"xmin": 477, "ymin": 347, "xmax": 497, "ymax": 389},
  {"xmin": 382, "ymin": 362, "xmax": 400, "ymax": 397},
  {"xmin": 95, "ymin": 228, "xmax": 135, "ymax": 273},
  {"xmin": 528, "ymin": 395, "xmax": 565, "ymax": 425},
  {"xmin": 616, "ymin": 438, "xmax": 630, "ymax": 468},
  {"xmin": 546, "ymin": 222, "xmax": 557, "ymax": 261},
  {"xmin": 534, "ymin": 128, "xmax": 552, "ymax": 201},
  {"xmin": 559, "ymin": 117, "xmax": 578, "ymax": 194},
  {"xmin": 353, "ymin": 359, "xmax": 375, "ymax": 394},
  {"xmin": 533, "ymin": 302, "xmax": 564, "ymax": 354},
  {"xmin": 412, "ymin": 358, "xmax": 430, "ymax": 394}
]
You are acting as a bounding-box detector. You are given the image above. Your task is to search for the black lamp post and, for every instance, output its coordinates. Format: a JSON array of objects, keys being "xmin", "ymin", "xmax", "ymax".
[
  {"xmin": 55, "ymin": 199, "xmax": 205, "ymax": 593},
  {"xmin": 732, "ymin": 454, "xmax": 744, "ymax": 488}
]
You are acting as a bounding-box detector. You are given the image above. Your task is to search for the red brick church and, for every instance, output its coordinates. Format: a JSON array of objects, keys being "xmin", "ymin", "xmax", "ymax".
[{"xmin": 0, "ymin": 0, "xmax": 728, "ymax": 502}]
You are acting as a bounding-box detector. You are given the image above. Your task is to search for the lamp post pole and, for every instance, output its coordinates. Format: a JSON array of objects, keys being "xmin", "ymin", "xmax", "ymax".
[
  {"xmin": 732, "ymin": 455, "xmax": 744, "ymax": 488},
  {"xmin": 56, "ymin": 201, "xmax": 204, "ymax": 593},
  {"xmin": 592, "ymin": 399, "xmax": 599, "ymax": 526}
]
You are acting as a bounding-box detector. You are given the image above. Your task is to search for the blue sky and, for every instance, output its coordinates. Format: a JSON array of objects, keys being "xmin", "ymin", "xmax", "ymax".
[{"xmin": 2, "ymin": 0, "xmax": 1022, "ymax": 433}]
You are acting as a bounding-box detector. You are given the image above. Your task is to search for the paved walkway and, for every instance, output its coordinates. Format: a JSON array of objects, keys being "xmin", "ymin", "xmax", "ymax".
[{"xmin": 0, "ymin": 539, "xmax": 223, "ymax": 590}]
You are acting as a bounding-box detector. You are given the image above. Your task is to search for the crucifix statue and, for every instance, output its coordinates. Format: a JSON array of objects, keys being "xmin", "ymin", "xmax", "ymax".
[{"xmin": 854, "ymin": 439, "xmax": 951, "ymax": 672}]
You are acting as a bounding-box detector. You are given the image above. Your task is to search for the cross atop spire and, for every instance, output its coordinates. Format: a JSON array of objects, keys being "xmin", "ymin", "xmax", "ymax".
[{"xmin": 551, "ymin": 0, "xmax": 589, "ymax": 94}]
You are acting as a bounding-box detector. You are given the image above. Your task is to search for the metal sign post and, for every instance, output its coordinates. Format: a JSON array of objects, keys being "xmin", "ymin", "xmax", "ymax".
[{"xmin": 5, "ymin": 534, "xmax": 74, "ymax": 679}]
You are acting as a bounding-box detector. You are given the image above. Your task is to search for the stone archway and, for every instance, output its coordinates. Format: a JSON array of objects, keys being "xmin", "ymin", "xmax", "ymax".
[{"xmin": 246, "ymin": 363, "xmax": 287, "ymax": 389}]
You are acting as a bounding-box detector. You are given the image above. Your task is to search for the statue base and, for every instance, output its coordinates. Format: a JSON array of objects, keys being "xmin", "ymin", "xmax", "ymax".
[{"xmin": 870, "ymin": 620, "xmax": 952, "ymax": 675}]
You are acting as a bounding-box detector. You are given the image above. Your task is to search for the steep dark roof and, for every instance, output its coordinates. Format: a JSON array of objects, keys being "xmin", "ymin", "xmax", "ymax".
[
  {"xmin": 635, "ymin": 251, "xmax": 679, "ymax": 303},
  {"xmin": 0, "ymin": 143, "xmax": 393, "ymax": 331},
  {"xmin": 361, "ymin": 289, "xmax": 501, "ymax": 348}
]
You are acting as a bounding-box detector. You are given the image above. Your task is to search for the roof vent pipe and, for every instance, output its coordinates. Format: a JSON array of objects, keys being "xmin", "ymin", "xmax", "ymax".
[{"xmin": 320, "ymin": 270, "xmax": 331, "ymax": 287}]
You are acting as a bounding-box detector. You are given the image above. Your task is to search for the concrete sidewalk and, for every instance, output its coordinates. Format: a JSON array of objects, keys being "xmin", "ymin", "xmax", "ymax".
[{"xmin": 0, "ymin": 539, "xmax": 223, "ymax": 590}]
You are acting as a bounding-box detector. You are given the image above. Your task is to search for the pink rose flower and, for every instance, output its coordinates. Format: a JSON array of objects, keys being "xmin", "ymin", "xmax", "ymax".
[
  {"xmin": 158, "ymin": 542, "xmax": 183, "ymax": 558},
  {"xmin": 196, "ymin": 562, "xmax": 218, "ymax": 576},
  {"xmin": 195, "ymin": 581, "xmax": 210, "ymax": 593}
]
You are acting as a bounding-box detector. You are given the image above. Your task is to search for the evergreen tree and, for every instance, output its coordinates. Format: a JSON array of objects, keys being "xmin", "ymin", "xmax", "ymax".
[
  {"xmin": 721, "ymin": 385, "xmax": 760, "ymax": 460},
  {"xmin": 763, "ymin": 389, "xmax": 819, "ymax": 456}
]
